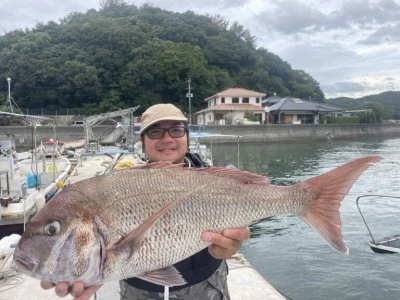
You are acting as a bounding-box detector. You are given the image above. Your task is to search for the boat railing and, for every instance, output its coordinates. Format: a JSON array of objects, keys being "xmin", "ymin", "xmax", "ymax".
[
  {"xmin": 0, "ymin": 170, "xmax": 10, "ymax": 197},
  {"xmin": 356, "ymin": 194, "xmax": 400, "ymax": 254}
]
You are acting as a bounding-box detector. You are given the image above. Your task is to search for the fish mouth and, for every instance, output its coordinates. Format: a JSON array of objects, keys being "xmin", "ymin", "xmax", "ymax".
[{"xmin": 13, "ymin": 255, "xmax": 38, "ymax": 273}]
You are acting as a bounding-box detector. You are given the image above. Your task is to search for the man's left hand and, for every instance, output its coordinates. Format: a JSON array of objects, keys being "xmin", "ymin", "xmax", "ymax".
[{"xmin": 202, "ymin": 227, "xmax": 251, "ymax": 259}]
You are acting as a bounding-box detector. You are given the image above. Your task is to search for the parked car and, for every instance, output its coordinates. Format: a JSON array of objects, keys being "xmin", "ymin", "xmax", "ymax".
[{"xmin": 71, "ymin": 120, "xmax": 85, "ymax": 126}]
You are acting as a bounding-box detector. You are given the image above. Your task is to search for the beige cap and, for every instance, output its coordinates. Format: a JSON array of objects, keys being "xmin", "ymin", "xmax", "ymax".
[{"xmin": 140, "ymin": 104, "xmax": 188, "ymax": 134}]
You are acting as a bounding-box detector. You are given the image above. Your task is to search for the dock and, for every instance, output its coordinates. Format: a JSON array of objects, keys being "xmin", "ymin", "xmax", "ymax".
[
  {"xmin": 1, "ymin": 256, "xmax": 285, "ymax": 300},
  {"xmin": 100, "ymin": 127, "xmax": 123, "ymax": 145},
  {"xmin": 1, "ymin": 153, "xmax": 285, "ymax": 300}
]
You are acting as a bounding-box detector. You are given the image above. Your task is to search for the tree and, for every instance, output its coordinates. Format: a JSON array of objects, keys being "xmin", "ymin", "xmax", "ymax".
[
  {"xmin": 359, "ymin": 102, "xmax": 385, "ymax": 123},
  {"xmin": 356, "ymin": 111, "xmax": 377, "ymax": 123},
  {"xmin": 0, "ymin": 3, "xmax": 326, "ymax": 114},
  {"xmin": 244, "ymin": 109, "xmax": 260, "ymax": 122}
]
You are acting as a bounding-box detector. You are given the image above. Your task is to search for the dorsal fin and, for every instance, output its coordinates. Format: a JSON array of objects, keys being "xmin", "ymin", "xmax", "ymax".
[
  {"xmin": 191, "ymin": 167, "xmax": 270, "ymax": 185},
  {"xmin": 125, "ymin": 162, "xmax": 269, "ymax": 184}
]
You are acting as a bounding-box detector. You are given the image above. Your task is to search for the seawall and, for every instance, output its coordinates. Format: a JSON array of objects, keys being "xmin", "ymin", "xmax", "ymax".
[
  {"xmin": 201, "ymin": 124, "xmax": 400, "ymax": 143},
  {"xmin": 2, "ymin": 124, "xmax": 400, "ymax": 149}
]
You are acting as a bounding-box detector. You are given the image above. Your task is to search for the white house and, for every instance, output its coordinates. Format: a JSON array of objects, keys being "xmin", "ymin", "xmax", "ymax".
[{"xmin": 195, "ymin": 88, "xmax": 266, "ymax": 125}]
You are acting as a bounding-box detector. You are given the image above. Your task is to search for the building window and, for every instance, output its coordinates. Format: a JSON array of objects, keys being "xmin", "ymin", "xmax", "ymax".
[
  {"xmin": 232, "ymin": 97, "xmax": 239, "ymax": 103},
  {"xmin": 243, "ymin": 97, "xmax": 249, "ymax": 103},
  {"xmin": 221, "ymin": 97, "xmax": 225, "ymax": 103},
  {"xmin": 256, "ymin": 97, "xmax": 260, "ymax": 103}
]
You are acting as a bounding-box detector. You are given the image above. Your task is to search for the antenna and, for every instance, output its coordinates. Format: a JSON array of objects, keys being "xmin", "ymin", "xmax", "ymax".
[
  {"xmin": 7, "ymin": 77, "xmax": 14, "ymax": 113},
  {"xmin": 186, "ymin": 78, "xmax": 193, "ymax": 125}
]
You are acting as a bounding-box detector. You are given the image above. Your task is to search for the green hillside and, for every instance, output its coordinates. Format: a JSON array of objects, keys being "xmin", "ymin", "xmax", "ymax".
[
  {"xmin": 0, "ymin": 0, "xmax": 324, "ymax": 115},
  {"xmin": 327, "ymin": 91, "xmax": 400, "ymax": 120}
]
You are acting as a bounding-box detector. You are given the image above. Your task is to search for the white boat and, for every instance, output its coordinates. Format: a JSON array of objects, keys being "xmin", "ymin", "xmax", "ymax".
[
  {"xmin": 0, "ymin": 82, "xmax": 72, "ymax": 230},
  {"xmin": 189, "ymin": 131, "xmax": 241, "ymax": 167},
  {"xmin": 0, "ymin": 132, "xmax": 71, "ymax": 231},
  {"xmin": 33, "ymin": 139, "xmax": 65, "ymax": 158},
  {"xmin": 63, "ymin": 138, "xmax": 85, "ymax": 149},
  {"xmin": 356, "ymin": 195, "xmax": 400, "ymax": 254}
]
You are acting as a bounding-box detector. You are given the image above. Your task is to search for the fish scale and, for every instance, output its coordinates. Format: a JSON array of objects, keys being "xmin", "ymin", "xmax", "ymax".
[{"xmin": 14, "ymin": 156, "xmax": 381, "ymax": 286}]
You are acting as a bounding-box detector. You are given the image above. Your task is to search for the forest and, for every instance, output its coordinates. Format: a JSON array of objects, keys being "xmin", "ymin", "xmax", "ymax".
[
  {"xmin": 0, "ymin": 0, "xmax": 324, "ymax": 116},
  {"xmin": 328, "ymin": 91, "xmax": 400, "ymax": 121}
]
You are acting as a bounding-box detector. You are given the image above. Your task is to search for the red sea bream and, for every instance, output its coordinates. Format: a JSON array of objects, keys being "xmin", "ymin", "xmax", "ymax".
[{"xmin": 14, "ymin": 156, "xmax": 381, "ymax": 287}]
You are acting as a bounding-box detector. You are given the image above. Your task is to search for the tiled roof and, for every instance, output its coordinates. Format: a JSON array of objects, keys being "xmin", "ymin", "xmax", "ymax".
[
  {"xmin": 205, "ymin": 88, "xmax": 266, "ymax": 101},
  {"xmin": 261, "ymin": 95, "xmax": 282, "ymax": 104},
  {"xmin": 195, "ymin": 104, "xmax": 265, "ymax": 114},
  {"xmin": 265, "ymin": 97, "xmax": 344, "ymax": 112}
]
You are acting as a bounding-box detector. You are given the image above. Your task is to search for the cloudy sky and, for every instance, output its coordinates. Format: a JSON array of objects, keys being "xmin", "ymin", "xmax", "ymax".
[{"xmin": 1, "ymin": 0, "xmax": 399, "ymax": 99}]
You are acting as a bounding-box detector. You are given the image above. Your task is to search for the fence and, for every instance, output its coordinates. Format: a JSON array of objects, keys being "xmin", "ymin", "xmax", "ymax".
[{"xmin": 19, "ymin": 108, "xmax": 84, "ymax": 116}]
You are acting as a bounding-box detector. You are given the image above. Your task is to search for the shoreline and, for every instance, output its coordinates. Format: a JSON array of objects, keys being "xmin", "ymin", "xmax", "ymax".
[{"xmin": 3, "ymin": 124, "xmax": 400, "ymax": 149}]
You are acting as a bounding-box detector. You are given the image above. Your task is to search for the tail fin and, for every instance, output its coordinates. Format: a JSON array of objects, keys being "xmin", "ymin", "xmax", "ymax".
[{"xmin": 297, "ymin": 156, "xmax": 381, "ymax": 254}]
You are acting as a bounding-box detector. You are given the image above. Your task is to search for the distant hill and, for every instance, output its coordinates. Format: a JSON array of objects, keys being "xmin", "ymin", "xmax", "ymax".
[
  {"xmin": 327, "ymin": 91, "xmax": 400, "ymax": 120},
  {"xmin": 0, "ymin": 1, "xmax": 324, "ymax": 115}
]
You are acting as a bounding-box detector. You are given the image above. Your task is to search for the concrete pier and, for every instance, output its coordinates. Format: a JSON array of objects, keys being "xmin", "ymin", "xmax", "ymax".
[{"xmin": 2, "ymin": 124, "xmax": 400, "ymax": 150}]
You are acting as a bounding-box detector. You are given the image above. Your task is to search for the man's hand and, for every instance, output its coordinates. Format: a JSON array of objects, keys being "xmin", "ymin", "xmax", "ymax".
[
  {"xmin": 39, "ymin": 228, "xmax": 250, "ymax": 298},
  {"xmin": 40, "ymin": 280, "xmax": 103, "ymax": 300},
  {"xmin": 202, "ymin": 227, "xmax": 251, "ymax": 259}
]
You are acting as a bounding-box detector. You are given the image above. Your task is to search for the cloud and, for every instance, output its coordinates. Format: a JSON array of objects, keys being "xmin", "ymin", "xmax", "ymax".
[
  {"xmin": 279, "ymin": 41, "xmax": 357, "ymax": 75},
  {"xmin": 360, "ymin": 23, "xmax": 400, "ymax": 44},
  {"xmin": 0, "ymin": 0, "xmax": 99, "ymax": 33},
  {"xmin": 337, "ymin": 0, "xmax": 400, "ymax": 25},
  {"xmin": 323, "ymin": 72, "xmax": 399, "ymax": 98},
  {"xmin": 255, "ymin": 1, "xmax": 328, "ymax": 34},
  {"xmin": 323, "ymin": 81, "xmax": 367, "ymax": 95},
  {"xmin": 254, "ymin": 0, "xmax": 400, "ymax": 34},
  {"xmin": 221, "ymin": 0, "xmax": 253, "ymax": 9}
]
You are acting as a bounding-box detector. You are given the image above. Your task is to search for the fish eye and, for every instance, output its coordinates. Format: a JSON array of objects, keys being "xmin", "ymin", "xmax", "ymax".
[{"xmin": 44, "ymin": 221, "xmax": 61, "ymax": 236}]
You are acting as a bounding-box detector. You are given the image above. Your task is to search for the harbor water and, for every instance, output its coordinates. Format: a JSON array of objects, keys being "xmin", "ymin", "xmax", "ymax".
[{"xmin": 212, "ymin": 136, "xmax": 400, "ymax": 300}]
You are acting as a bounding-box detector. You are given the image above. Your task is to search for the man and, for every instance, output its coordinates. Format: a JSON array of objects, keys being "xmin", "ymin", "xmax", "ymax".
[{"xmin": 41, "ymin": 103, "xmax": 250, "ymax": 299}]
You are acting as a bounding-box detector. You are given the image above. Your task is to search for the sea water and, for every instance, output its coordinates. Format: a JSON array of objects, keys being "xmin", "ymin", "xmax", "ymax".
[{"xmin": 212, "ymin": 136, "xmax": 400, "ymax": 300}]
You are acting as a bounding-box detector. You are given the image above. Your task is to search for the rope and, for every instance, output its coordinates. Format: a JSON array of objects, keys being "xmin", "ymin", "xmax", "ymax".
[{"xmin": 0, "ymin": 262, "xmax": 23, "ymax": 297}]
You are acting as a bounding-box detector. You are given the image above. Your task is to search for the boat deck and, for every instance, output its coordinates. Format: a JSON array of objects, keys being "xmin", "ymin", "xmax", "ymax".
[
  {"xmin": 370, "ymin": 234, "xmax": 400, "ymax": 253},
  {"xmin": 1, "ymin": 157, "xmax": 71, "ymax": 227}
]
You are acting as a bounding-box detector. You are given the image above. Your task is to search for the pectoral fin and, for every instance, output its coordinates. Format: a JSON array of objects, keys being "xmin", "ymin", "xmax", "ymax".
[
  {"xmin": 111, "ymin": 185, "xmax": 206, "ymax": 258},
  {"xmin": 137, "ymin": 266, "xmax": 187, "ymax": 287}
]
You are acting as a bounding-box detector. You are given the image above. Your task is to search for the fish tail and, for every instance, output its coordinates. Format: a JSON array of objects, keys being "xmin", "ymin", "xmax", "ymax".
[{"xmin": 296, "ymin": 156, "xmax": 381, "ymax": 254}]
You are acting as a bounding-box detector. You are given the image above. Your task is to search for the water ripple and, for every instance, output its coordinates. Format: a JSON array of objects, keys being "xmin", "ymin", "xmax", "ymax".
[{"xmin": 213, "ymin": 136, "xmax": 400, "ymax": 300}]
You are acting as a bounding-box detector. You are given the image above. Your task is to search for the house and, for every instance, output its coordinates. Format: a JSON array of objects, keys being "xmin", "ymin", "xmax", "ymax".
[
  {"xmin": 262, "ymin": 96, "xmax": 344, "ymax": 124},
  {"xmin": 195, "ymin": 88, "xmax": 266, "ymax": 125}
]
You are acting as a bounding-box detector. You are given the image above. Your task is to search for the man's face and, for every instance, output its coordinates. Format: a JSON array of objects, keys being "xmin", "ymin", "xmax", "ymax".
[{"xmin": 142, "ymin": 121, "xmax": 188, "ymax": 164}]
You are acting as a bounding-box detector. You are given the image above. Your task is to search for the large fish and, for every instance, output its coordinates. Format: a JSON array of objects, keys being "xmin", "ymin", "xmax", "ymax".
[{"xmin": 14, "ymin": 156, "xmax": 381, "ymax": 287}]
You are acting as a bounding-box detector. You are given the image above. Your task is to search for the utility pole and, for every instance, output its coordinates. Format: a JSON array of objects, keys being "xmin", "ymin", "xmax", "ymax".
[
  {"xmin": 7, "ymin": 77, "xmax": 14, "ymax": 113},
  {"xmin": 186, "ymin": 78, "xmax": 193, "ymax": 125}
]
